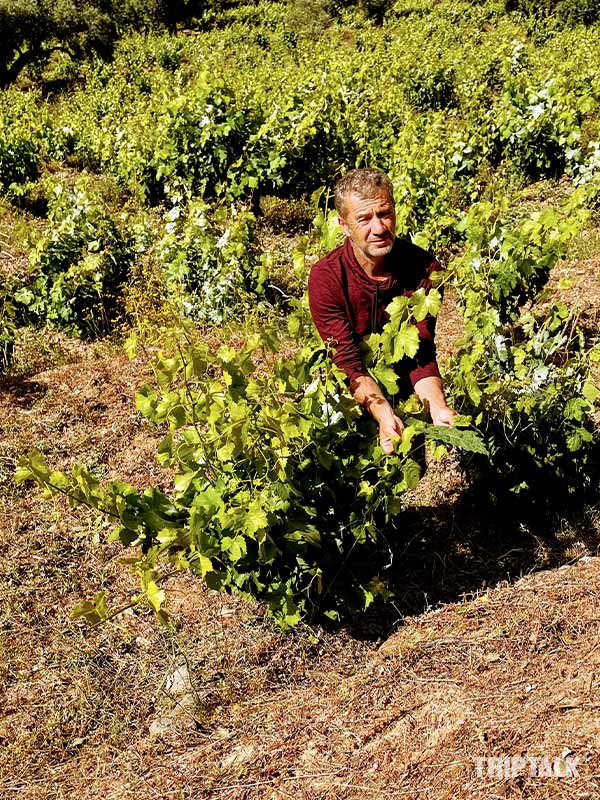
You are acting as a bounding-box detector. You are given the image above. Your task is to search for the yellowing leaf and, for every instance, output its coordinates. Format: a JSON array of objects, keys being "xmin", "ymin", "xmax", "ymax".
[
  {"xmin": 142, "ymin": 576, "xmax": 165, "ymax": 612},
  {"xmin": 583, "ymin": 381, "xmax": 600, "ymax": 404},
  {"xmin": 199, "ymin": 554, "xmax": 213, "ymax": 576}
]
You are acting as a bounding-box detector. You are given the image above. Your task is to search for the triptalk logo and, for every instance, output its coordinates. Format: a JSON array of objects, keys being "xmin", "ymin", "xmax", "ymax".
[{"xmin": 474, "ymin": 754, "xmax": 580, "ymax": 779}]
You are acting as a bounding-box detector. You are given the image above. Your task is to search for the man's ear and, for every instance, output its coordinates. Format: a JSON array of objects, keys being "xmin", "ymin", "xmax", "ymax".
[{"xmin": 338, "ymin": 215, "xmax": 350, "ymax": 238}]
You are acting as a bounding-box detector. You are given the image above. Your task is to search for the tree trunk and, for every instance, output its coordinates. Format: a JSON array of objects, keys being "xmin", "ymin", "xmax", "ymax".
[{"xmin": 0, "ymin": 45, "xmax": 74, "ymax": 88}]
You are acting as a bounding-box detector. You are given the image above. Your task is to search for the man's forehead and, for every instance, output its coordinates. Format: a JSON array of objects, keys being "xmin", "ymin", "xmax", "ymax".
[{"xmin": 345, "ymin": 190, "xmax": 395, "ymax": 214}]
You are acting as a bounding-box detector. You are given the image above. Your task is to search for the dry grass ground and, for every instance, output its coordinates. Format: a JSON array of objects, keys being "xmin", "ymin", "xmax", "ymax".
[{"xmin": 1, "ymin": 241, "xmax": 600, "ymax": 799}]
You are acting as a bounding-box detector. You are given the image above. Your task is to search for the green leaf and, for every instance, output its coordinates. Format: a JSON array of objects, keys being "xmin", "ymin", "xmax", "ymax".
[
  {"xmin": 16, "ymin": 449, "xmax": 50, "ymax": 486},
  {"xmin": 174, "ymin": 470, "xmax": 195, "ymax": 493},
  {"xmin": 410, "ymin": 288, "xmax": 442, "ymax": 321},
  {"xmin": 71, "ymin": 591, "xmax": 109, "ymax": 626},
  {"xmin": 390, "ymin": 323, "xmax": 420, "ymax": 361},
  {"xmin": 385, "ymin": 296, "xmax": 409, "ymax": 319},
  {"xmin": 198, "ymin": 554, "xmax": 213, "ymax": 576},
  {"xmin": 14, "ymin": 463, "xmax": 34, "ymax": 485},
  {"xmin": 567, "ymin": 433, "xmax": 582, "ymax": 452},
  {"xmin": 465, "ymin": 373, "xmax": 483, "ymax": 406},
  {"xmin": 370, "ymin": 364, "xmax": 399, "ymax": 395},
  {"xmin": 283, "ymin": 524, "xmax": 321, "ymax": 546},
  {"xmin": 169, "ymin": 404, "xmax": 188, "ymax": 429},
  {"xmin": 190, "ymin": 487, "xmax": 223, "ymax": 529},
  {"xmin": 136, "ymin": 387, "xmax": 158, "ymax": 419},
  {"xmin": 315, "ymin": 447, "xmax": 333, "ymax": 469},
  {"xmin": 157, "ymin": 528, "xmax": 178, "ymax": 546},
  {"xmin": 361, "ymin": 585, "xmax": 375, "ymax": 609},
  {"xmin": 402, "ymin": 459, "xmax": 422, "ymax": 489},
  {"xmin": 222, "ymin": 535, "xmax": 246, "ymax": 562},
  {"xmin": 217, "ymin": 442, "xmax": 236, "ymax": 462},
  {"xmin": 424, "ymin": 426, "xmax": 489, "ymax": 456},
  {"xmin": 583, "ymin": 381, "xmax": 600, "ymax": 404},
  {"xmin": 243, "ymin": 499, "xmax": 268, "ymax": 535}
]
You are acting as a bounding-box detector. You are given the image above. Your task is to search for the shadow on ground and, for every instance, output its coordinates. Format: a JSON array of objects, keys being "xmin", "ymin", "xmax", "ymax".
[
  {"xmin": 0, "ymin": 377, "xmax": 48, "ymax": 409},
  {"xmin": 341, "ymin": 465, "xmax": 600, "ymax": 641}
]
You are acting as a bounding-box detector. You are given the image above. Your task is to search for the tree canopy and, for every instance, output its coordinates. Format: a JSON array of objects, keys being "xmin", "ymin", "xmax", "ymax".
[{"xmin": 0, "ymin": 0, "xmax": 204, "ymax": 87}]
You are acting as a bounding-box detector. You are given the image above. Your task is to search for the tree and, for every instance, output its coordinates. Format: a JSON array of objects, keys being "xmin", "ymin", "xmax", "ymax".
[
  {"xmin": 0, "ymin": 0, "xmax": 208, "ymax": 88},
  {"xmin": 0, "ymin": 0, "xmax": 116, "ymax": 87},
  {"xmin": 504, "ymin": 0, "xmax": 600, "ymax": 26}
]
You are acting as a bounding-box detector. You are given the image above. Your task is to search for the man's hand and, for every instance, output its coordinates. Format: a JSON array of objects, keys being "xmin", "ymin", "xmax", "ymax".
[
  {"xmin": 378, "ymin": 411, "xmax": 404, "ymax": 455},
  {"xmin": 414, "ymin": 376, "xmax": 457, "ymax": 428},
  {"xmin": 429, "ymin": 403, "xmax": 458, "ymax": 427},
  {"xmin": 351, "ymin": 375, "xmax": 404, "ymax": 454}
]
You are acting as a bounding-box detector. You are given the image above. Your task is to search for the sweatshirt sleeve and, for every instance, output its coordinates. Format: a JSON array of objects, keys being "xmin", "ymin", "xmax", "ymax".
[{"xmin": 308, "ymin": 262, "xmax": 368, "ymax": 384}]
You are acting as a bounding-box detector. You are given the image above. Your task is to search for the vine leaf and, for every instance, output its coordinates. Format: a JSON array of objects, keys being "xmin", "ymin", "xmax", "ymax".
[
  {"xmin": 370, "ymin": 364, "xmax": 399, "ymax": 395},
  {"xmin": 424, "ymin": 425, "xmax": 489, "ymax": 456},
  {"xmin": 411, "ymin": 288, "xmax": 442, "ymax": 321},
  {"xmin": 389, "ymin": 324, "xmax": 420, "ymax": 361}
]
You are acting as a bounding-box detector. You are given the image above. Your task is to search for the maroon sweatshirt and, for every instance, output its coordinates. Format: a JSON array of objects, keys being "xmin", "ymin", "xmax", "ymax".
[{"xmin": 307, "ymin": 237, "xmax": 442, "ymax": 387}]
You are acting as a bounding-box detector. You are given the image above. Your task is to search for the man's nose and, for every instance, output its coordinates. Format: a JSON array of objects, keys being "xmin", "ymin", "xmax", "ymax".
[{"xmin": 371, "ymin": 215, "xmax": 386, "ymax": 234}]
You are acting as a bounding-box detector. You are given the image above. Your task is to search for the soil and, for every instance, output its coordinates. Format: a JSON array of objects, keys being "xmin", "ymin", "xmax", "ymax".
[{"xmin": 1, "ymin": 251, "xmax": 600, "ymax": 799}]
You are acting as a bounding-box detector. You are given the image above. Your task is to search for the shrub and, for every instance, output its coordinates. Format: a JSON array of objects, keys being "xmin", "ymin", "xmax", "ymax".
[
  {"xmin": 19, "ymin": 176, "xmax": 134, "ymax": 336},
  {"xmin": 0, "ymin": 275, "xmax": 17, "ymax": 373},
  {"xmin": 450, "ymin": 190, "xmax": 599, "ymax": 494},
  {"xmin": 153, "ymin": 200, "xmax": 265, "ymax": 323},
  {"xmin": 505, "ymin": 0, "xmax": 600, "ymax": 27},
  {"xmin": 404, "ymin": 65, "xmax": 458, "ymax": 112},
  {"xmin": 104, "ymin": 74, "xmax": 253, "ymax": 204},
  {"xmin": 17, "ymin": 303, "xmax": 487, "ymax": 628}
]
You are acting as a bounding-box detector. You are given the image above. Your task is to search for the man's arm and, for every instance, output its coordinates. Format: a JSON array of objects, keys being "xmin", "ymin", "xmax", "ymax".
[
  {"xmin": 308, "ymin": 263, "xmax": 403, "ymax": 448},
  {"xmin": 308, "ymin": 262, "xmax": 368, "ymax": 384},
  {"xmin": 308, "ymin": 267, "xmax": 404, "ymax": 452},
  {"xmin": 414, "ymin": 375, "xmax": 457, "ymax": 427},
  {"xmin": 351, "ymin": 375, "xmax": 404, "ymax": 454}
]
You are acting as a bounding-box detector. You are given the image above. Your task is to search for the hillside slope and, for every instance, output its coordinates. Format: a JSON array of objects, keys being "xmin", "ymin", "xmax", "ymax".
[{"xmin": 1, "ymin": 253, "xmax": 600, "ymax": 799}]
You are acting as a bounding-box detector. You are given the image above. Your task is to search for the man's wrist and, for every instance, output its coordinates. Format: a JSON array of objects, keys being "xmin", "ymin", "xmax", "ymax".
[
  {"xmin": 372, "ymin": 407, "xmax": 396, "ymax": 425},
  {"xmin": 425, "ymin": 397, "xmax": 449, "ymax": 414},
  {"xmin": 350, "ymin": 375, "xmax": 404, "ymax": 429},
  {"xmin": 367, "ymin": 398, "xmax": 396, "ymax": 424},
  {"xmin": 414, "ymin": 376, "xmax": 446, "ymax": 408}
]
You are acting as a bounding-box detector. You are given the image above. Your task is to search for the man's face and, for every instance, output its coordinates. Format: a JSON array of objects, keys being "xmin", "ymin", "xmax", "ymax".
[{"xmin": 338, "ymin": 190, "xmax": 396, "ymax": 263}]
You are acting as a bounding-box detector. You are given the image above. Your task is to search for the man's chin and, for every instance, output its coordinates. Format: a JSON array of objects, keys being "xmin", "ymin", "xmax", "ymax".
[{"xmin": 368, "ymin": 242, "xmax": 394, "ymax": 257}]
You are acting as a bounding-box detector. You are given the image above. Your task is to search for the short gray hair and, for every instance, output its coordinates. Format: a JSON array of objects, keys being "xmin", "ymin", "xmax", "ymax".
[{"xmin": 334, "ymin": 168, "xmax": 394, "ymax": 216}]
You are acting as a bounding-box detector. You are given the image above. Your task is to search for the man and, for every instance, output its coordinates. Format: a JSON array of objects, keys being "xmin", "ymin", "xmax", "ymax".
[{"xmin": 308, "ymin": 168, "xmax": 457, "ymax": 454}]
